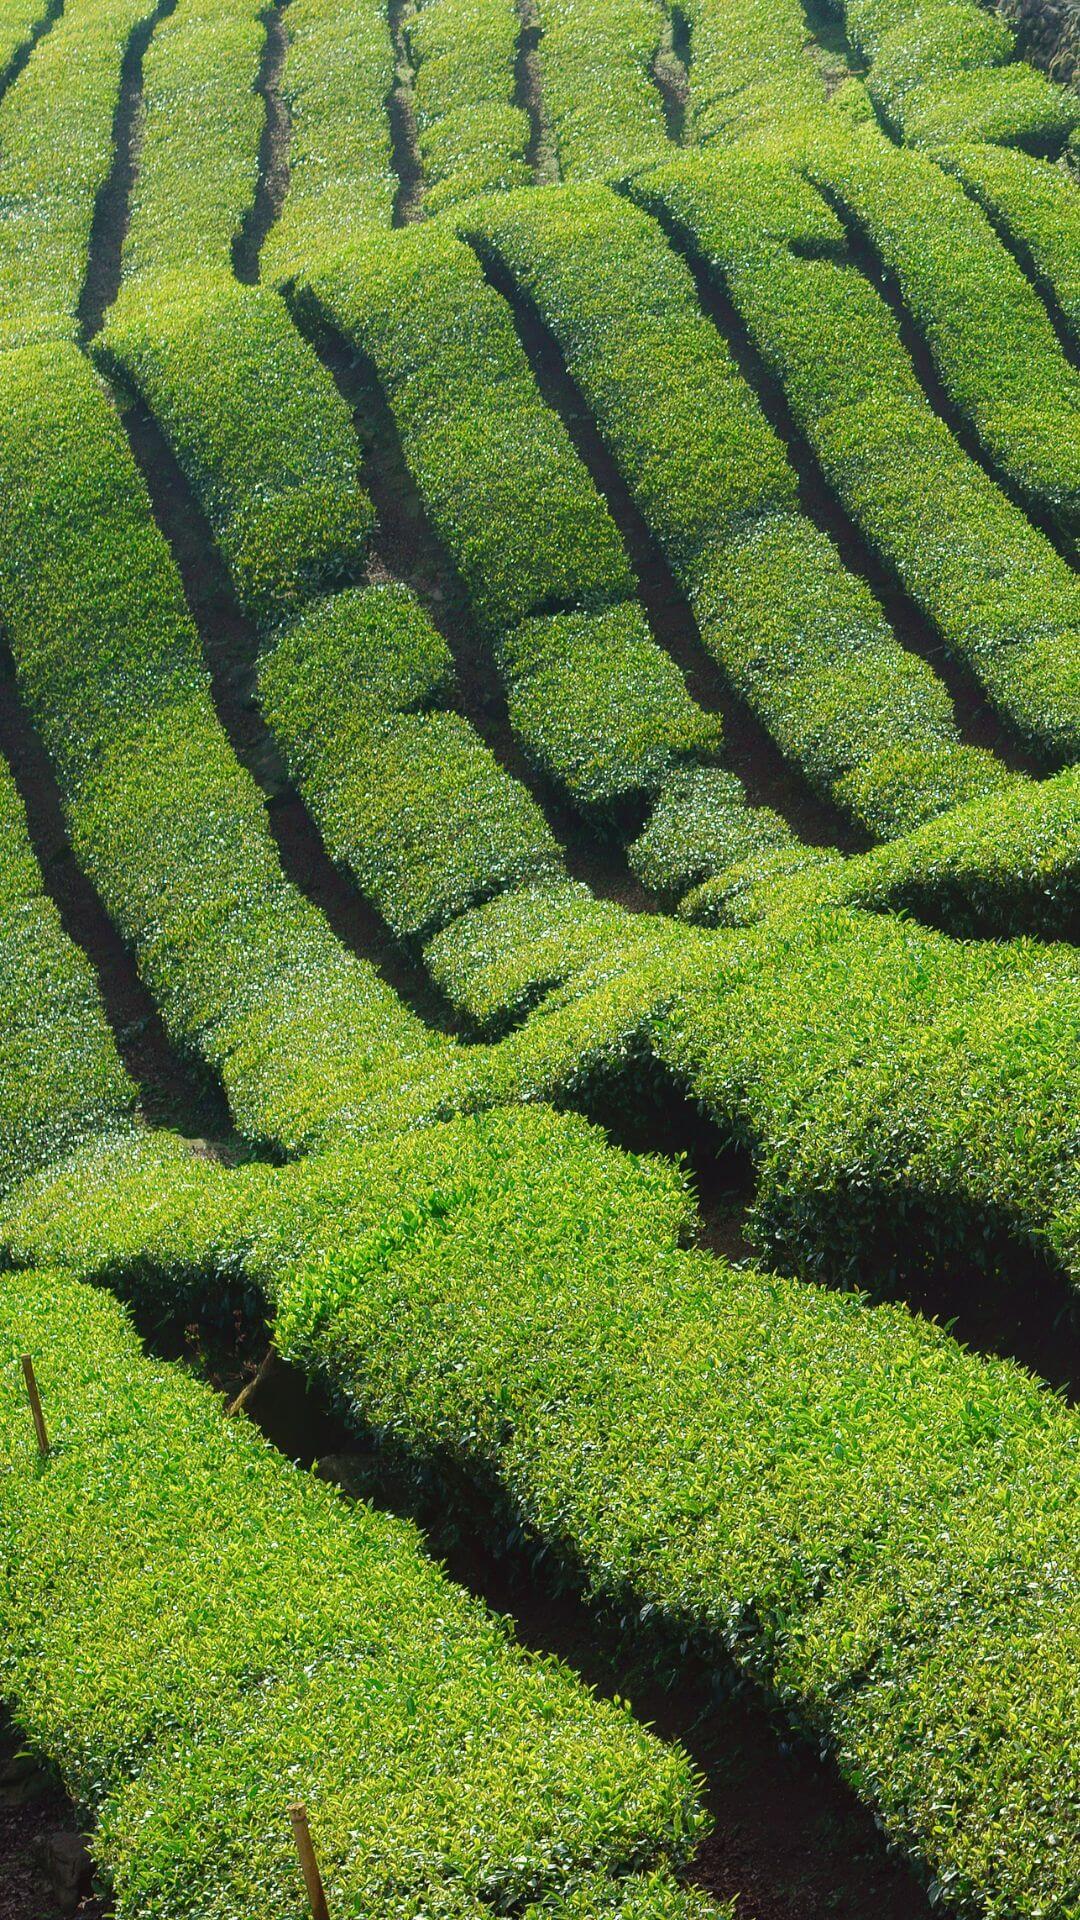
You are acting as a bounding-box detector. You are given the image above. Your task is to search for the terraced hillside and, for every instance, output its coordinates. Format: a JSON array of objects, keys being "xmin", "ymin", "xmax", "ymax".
[{"xmin": 2, "ymin": 0, "xmax": 1080, "ymax": 1913}]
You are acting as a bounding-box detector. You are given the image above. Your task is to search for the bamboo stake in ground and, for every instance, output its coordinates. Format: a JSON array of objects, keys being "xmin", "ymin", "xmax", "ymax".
[
  {"xmin": 289, "ymin": 1802, "xmax": 329, "ymax": 1920},
  {"xmin": 21, "ymin": 1355, "xmax": 48, "ymax": 1455}
]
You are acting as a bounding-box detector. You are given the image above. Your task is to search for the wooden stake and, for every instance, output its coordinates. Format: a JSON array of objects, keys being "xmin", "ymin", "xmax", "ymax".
[
  {"xmin": 21, "ymin": 1356, "xmax": 48, "ymax": 1455},
  {"xmin": 289, "ymin": 1802, "xmax": 329, "ymax": 1920}
]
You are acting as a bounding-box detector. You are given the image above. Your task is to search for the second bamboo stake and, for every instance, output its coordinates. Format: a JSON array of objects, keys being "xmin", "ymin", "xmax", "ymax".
[{"xmin": 289, "ymin": 1802, "xmax": 329, "ymax": 1920}]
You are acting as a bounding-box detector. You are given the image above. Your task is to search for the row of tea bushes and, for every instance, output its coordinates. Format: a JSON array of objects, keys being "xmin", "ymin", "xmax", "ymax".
[
  {"xmin": 466, "ymin": 184, "xmax": 1014, "ymax": 841},
  {"xmin": 12, "ymin": 1104, "xmax": 1080, "ymax": 1917},
  {"xmin": 100, "ymin": 275, "xmax": 372, "ymax": 629},
  {"xmin": 407, "ymin": 0, "xmax": 531, "ymax": 211},
  {"xmin": 118, "ymin": 0, "xmax": 265, "ymax": 284},
  {"xmin": 0, "ymin": 762, "xmax": 136, "ymax": 1195},
  {"xmin": 935, "ymin": 142, "xmax": 1080, "ymax": 353},
  {"xmin": 260, "ymin": 0, "xmax": 396, "ymax": 281},
  {"xmin": 682, "ymin": 0, "xmax": 830, "ymax": 146},
  {"xmin": 0, "ymin": 341, "xmax": 461, "ymax": 1155},
  {"xmin": 0, "ymin": 0, "xmax": 55, "ymax": 79},
  {"xmin": 0, "ymin": 1265, "xmax": 712, "ymax": 1920},
  {"xmin": 632, "ymin": 153, "xmax": 1080, "ymax": 767},
  {"xmin": 840, "ymin": 0, "xmax": 1077, "ymax": 146},
  {"xmin": 683, "ymin": 762, "xmax": 1080, "ymax": 939},
  {"xmin": 0, "ymin": 0, "xmax": 161, "ymax": 344},
  {"xmin": 531, "ymin": 0, "xmax": 671, "ymax": 179},
  {"xmin": 261, "ymin": 582, "xmax": 566, "ymax": 940},
  {"xmin": 804, "ymin": 137, "xmax": 1080, "ymax": 544}
]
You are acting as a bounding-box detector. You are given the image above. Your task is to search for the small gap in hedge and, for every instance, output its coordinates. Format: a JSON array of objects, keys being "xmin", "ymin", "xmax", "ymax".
[
  {"xmin": 816, "ymin": 183, "xmax": 1080, "ymax": 572},
  {"xmin": 387, "ymin": 0, "xmax": 424, "ymax": 224},
  {"xmin": 232, "ymin": 0, "xmax": 292, "ymax": 284},
  {"xmin": 288, "ymin": 296, "xmax": 660, "ymax": 913},
  {"xmin": 145, "ymin": 1298, "xmax": 935, "ymax": 1920},
  {"xmin": 77, "ymin": 0, "xmax": 178, "ymax": 341},
  {"xmin": 516, "ymin": 0, "xmax": 558, "ymax": 183},
  {"xmin": 0, "ymin": 0, "xmax": 66, "ymax": 109},
  {"xmin": 470, "ymin": 237, "xmax": 869, "ymax": 854},
  {"xmin": 652, "ymin": 208, "xmax": 1043, "ymax": 777},
  {"xmin": 652, "ymin": 5, "xmax": 691, "ymax": 142},
  {"xmin": 0, "ymin": 648, "xmax": 236, "ymax": 1143},
  {"xmin": 117, "ymin": 392, "xmax": 464, "ymax": 1034}
]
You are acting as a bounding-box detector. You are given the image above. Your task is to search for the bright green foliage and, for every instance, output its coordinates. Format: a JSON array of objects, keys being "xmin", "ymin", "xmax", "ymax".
[
  {"xmin": 533, "ymin": 0, "xmax": 670, "ymax": 179},
  {"xmin": 261, "ymin": 0, "xmax": 396, "ymax": 282},
  {"xmin": 0, "ymin": 1267, "xmax": 710, "ymax": 1920},
  {"xmin": 263, "ymin": 582, "xmax": 564, "ymax": 939},
  {"xmin": 408, "ymin": 0, "xmax": 530, "ymax": 211},
  {"xmin": 628, "ymin": 766, "xmax": 794, "ymax": 900},
  {"xmin": 805, "ymin": 137, "xmax": 1080, "ymax": 541},
  {"xmin": 301, "ymin": 223, "xmax": 632, "ymax": 633},
  {"xmin": 687, "ymin": 763, "xmax": 1080, "ymax": 940},
  {"xmin": 469, "ymin": 185, "xmax": 1011, "ymax": 839},
  {"xmin": 423, "ymin": 882, "xmax": 645, "ymax": 1031},
  {"xmin": 120, "ymin": 0, "xmax": 263, "ymax": 282},
  {"xmin": 0, "ymin": 0, "xmax": 57, "ymax": 79},
  {"xmin": 841, "ymin": 0, "xmax": 1078, "ymax": 147},
  {"xmin": 100, "ymin": 276, "xmax": 373, "ymax": 628},
  {"xmin": 936, "ymin": 143, "xmax": 1080, "ymax": 352},
  {"xmin": 632, "ymin": 153, "xmax": 1080, "ymax": 765},
  {"xmin": 0, "ymin": 763, "xmax": 135, "ymax": 1195},
  {"xmin": 503, "ymin": 606, "xmax": 722, "ymax": 817},
  {"xmin": 683, "ymin": 0, "xmax": 830, "ymax": 145},
  {"xmin": 0, "ymin": 341, "xmax": 457, "ymax": 1155},
  {"xmin": 0, "ymin": 0, "xmax": 158, "ymax": 344}
]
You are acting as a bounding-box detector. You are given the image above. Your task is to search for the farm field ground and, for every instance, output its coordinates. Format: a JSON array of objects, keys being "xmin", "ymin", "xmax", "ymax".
[{"xmin": 3, "ymin": 0, "xmax": 1080, "ymax": 1913}]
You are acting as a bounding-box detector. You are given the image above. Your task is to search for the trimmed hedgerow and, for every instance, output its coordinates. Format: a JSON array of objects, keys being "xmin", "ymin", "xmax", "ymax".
[
  {"xmin": 299, "ymin": 223, "xmax": 632, "ymax": 634},
  {"xmin": 0, "ymin": 763, "xmax": 136, "ymax": 1196},
  {"xmin": 501, "ymin": 606, "xmax": 722, "ymax": 820},
  {"xmin": 0, "ymin": 0, "xmax": 56, "ymax": 79},
  {"xmin": 99, "ymin": 275, "xmax": 373, "ymax": 629},
  {"xmin": 262, "ymin": 584, "xmax": 564, "ymax": 939},
  {"xmin": 628, "ymin": 765, "xmax": 795, "ymax": 901},
  {"xmin": 841, "ymin": 0, "xmax": 1078, "ymax": 147},
  {"xmin": 631, "ymin": 153, "xmax": 1080, "ymax": 766},
  {"xmin": 682, "ymin": 0, "xmax": 830, "ymax": 146},
  {"xmin": 936, "ymin": 141, "xmax": 1080, "ymax": 352},
  {"xmin": 119, "ymin": 0, "xmax": 263, "ymax": 283},
  {"xmin": 805, "ymin": 137, "xmax": 1080, "ymax": 542},
  {"xmin": 0, "ymin": 0, "xmax": 159, "ymax": 345},
  {"xmin": 0, "ymin": 341, "xmax": 459, "ymax": 1156},
  {"xmin": 260, "ymin": 0, "xmax": 396, "ymax": 282},
  {"xmin": 423, "ymin": 881, "xmax": 646, "ymax": 1033},
  {"xmin": 0, "ymin": 1266, "xmax": 712, "ymax": 1920},
  {"xmin": 407, "ymin": 0, "xmax": 531, "ymax": 212},
  {"xmin": 468, "ymin": 186, "xmax": 1013, "ymax": 838},
  {"xmin": 685, "ymin": 761, "xmax": 1080, "ymax": 940},
  {"xmin": 532, "ymin": 0, "xmax": 671, "ymax": 179}
]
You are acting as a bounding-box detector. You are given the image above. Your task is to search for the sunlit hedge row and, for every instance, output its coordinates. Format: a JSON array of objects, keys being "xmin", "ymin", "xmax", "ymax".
[
  {"xmin": 633, "ymin": 153, "xmax": 1080, "ymax": 767},
  {"xmin": 0, "ymin": 1266, "xmax": 712, "ymax": 1920},
  {"xmin": 407, "ymin": 0, "xmax": 531, "ymax": 212},
  {"xmin": 805, "ymin": 137, "xmax": 1080, "ymax": 543},
  {"xmin": 0, "ymin": 343, "xmax": 459, "ymax": 1155},
  {"xmin": 0, "ymin": 0, "xmax": 156, "ymax": 344},
  {"xmin": 100, "ymin": 276, "xmax": 373, "ymax": 628},
  {"xmin": 531, "ymin": 0, "xmax": 670, "ymax": 179},
  {"xmin": 260, "ymin": 0, "xmax": 396, "ymax": 281},
  {"xmin": 0, "ymin": 0, "xmax": 54, "ymax": 79},
  {"xmin": 682, "ymin": 0, "xmax": 830, "ymax": 146},
  {"xmin": 840, "ymin": 0, "xmax": 1077, "ymax": 146},
  {"xmin": 935, "ymin": 142, "xmax": 1080, "ymax": 353},
  {"xmin": 262, "ymin": 582, "xmax": 565, "ymax": 939},
  {"xmin": 119, "ymin": 0, "xmax": 264, "ymax": 283},
  {"xmin": 467, "ymin": 184, "xmax": 1013, "ymax": 842},
  {"xmin": 0, "ymin": 763, "xmax": 135, "ymax": 1195},
  {"xmin": 12, "ymin": 1105, "xmax": 1080, "ymax": 1918},
  {"xmin": 298, "ymin": 226, "xmax": 729, "ymax": 841}
]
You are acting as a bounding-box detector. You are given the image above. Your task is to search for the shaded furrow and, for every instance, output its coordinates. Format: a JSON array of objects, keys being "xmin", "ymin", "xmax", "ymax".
[
  {"xmin": 516, "ymin": 0, "xmax": 558, "ymax": 182},
  {"xmin": 474, "ymin": 243, "xmax": 870, "ymax": 854},
  {"xmin": 232, "ymin": 0, "xmax": 292, "ymax": 283},
  {"xmin": 652, "ymin": 2, "xmax": 691, "ymax": 141},
  {"xmin": 0, "ymin": 653, "xmax": 234, "ymax": 1140},
  {"xmin": 0, "ymin": 0, "xmax": 65, "ymax": 106},
  {"xmin": 77, "ymin": 0, "xmax": 177, "ymax": 340},
  {"xmin": 661, "ymin": 212, "xmax": 1041, "ymax": 776},
  {"xmin": 289, "ymin": 298, "xmax": 659, "ymax": 910},
  {"xmin": 387, "ymin": 0, "xmax": 424, "ymax": 223},
  {"xmin": 117, "ymin": 392, "xmax": 465, "ymax": 1029}
]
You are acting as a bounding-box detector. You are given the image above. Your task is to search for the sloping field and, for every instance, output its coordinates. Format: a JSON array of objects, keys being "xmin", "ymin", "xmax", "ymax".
[{"xmin": 1, "ymin": 0, "xmax": 1080, "ymax": 1913}]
